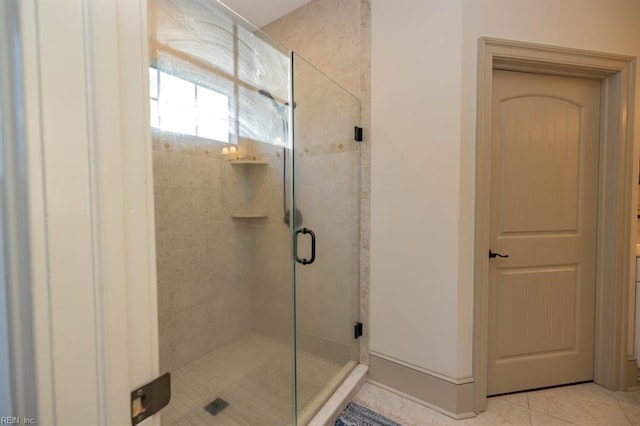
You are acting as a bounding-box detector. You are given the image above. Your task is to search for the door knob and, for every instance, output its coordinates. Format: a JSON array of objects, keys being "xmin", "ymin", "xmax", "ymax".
[{"xmin": 489, "ymin": 250, "xmax": 509, "ymax": 259}]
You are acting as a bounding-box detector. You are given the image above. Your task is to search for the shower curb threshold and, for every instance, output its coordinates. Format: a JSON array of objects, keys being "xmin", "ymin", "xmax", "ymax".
[{"xmin": 308, "ymin": 364, "xmax": 368, "ymax": 426}]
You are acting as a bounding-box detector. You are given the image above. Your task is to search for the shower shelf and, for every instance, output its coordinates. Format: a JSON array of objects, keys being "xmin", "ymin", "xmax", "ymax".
[
  {"xmin": 231, "ymin": 212, "xmax": 268, "ymax": 219},
  {"xmin": 229, "ymin": 160, "xmax": 268, "ymax": 165}
]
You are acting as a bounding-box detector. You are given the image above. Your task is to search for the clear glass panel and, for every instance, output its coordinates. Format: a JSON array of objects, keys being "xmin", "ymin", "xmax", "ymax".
[
  {"xmin": 292, "ymin": 53, "xmax": 361, "ymax": 422},
  {"xmin": 239, "ymin": 85, "xmax": 286, "ymax": 145},
  {"xmin": 148, "ymin": 1, "xmax": 295, "ymax": 424},
  {"xmin": 237, "ymin": 25, "xmax": 289, "ymax": 104}
]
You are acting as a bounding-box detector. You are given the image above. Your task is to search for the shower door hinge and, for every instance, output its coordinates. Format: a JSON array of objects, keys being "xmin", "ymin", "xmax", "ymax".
[
  {"xmin": 131, "ymin": 372, "xmax": 171, "ymax": 425},
  {"xmin": 354, "ymin": 126, "xmax": 363, "ymax": 142},
  {"xmin": 354, "ymin": 322, "xmax": 363, "ymax": 339}
]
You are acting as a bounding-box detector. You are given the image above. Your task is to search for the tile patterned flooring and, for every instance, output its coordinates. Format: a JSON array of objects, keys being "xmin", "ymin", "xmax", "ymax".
[
  {"xmin": 162, "ymin": 335, "xmax": 640, "ymax": 426},
  {"xmin": 161, "ymin": 333, "xmax": 343, "ymax": 426},
  {"xmin": 353, "ymin": 382, "xmax": 640, "ymax": 426}
]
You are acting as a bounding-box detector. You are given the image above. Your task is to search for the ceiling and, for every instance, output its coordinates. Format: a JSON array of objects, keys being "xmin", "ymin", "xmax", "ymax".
[{"xmin": 219, "ymin": 0, "xmax": 312, "ymax": 28}]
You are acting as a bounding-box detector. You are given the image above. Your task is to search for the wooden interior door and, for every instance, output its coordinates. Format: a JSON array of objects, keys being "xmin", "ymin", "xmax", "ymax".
[{"xmin": 488, "ymin": 70, "xmax": 600, "ymax": 396}]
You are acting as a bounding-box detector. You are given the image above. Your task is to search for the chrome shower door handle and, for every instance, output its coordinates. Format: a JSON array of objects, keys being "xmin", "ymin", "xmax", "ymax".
[{"xmin": 295, "ymin": 227, "xmax": 316, "ymax": 265}]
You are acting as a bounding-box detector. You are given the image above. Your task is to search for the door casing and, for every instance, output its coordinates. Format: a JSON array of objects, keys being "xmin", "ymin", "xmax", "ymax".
[
  {"xmin": 474, "ymin": 37, "xmax": 637, "ymax": 412},
  {"xmin": 19, "ymin": 0, "xmax": 159, "ymax": 424}
]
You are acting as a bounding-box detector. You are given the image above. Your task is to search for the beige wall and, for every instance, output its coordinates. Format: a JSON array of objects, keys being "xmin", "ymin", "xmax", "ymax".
[
  {"xmin": 370, "ymin": 0, "xmax": 640, "ymax": 382},
  {"xmin": 370, "ymin": 0, "xmax": 464, "ymax": 380}
]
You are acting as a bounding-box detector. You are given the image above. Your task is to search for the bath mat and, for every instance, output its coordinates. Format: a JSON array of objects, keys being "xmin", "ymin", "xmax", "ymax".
[{"xmin": 335, "ymin": 402, "xmax": 402, "ymax": 426}]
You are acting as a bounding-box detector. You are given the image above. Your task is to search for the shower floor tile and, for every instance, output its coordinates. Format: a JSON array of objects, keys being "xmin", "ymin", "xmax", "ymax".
[{"xmin": 161, "ymin": 333, "xmax": 343, "ymax": 426}]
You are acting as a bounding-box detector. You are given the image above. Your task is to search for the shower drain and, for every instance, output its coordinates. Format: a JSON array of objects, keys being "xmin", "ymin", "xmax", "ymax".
[{"xmin": 204, "ymin": 397, "xmax": 229, "ymax": 416}]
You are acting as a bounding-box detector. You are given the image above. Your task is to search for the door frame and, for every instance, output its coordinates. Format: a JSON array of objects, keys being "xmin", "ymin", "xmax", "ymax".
[
  {"xmin": 19, "ymin": 0, "xmax": 159, "ymax": 424},
  {"xmin": 473, "ymin": 37, "xmax": 637, "ymax": 412}
]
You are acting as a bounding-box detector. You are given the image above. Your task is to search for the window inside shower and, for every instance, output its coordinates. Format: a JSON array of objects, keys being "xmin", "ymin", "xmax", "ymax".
[{"xmin": 149, "ymin": 67, "xmax": 231, "ymax": 143}]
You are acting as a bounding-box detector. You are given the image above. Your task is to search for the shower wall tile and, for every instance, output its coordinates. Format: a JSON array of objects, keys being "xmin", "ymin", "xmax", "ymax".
[
  {"xmin": 157, "ymin": 279, "xmax": 172, "ymax": 319},
  {"xmin": 166, "ymin": 274, "xmax": 215, "ymax": 315},
  {"xmin": 153, "ymin": 148, "xmax": 218, "ymax": 188},
  {"xmin": 156, "ymin": 246, "xmax": 210, "ymax": 283},
  {"xmin": 171, "ymin": 156, "xmax": 217, "ymax": 188},
  {"xmin": 252, "ymin": 285, "xmax": 293, "ymax": 343},
  {"xmin": 152, "ymin": 150, "xmax": 173, "ymax": 187},
  {"xmin": 152, "ymin": 132, "xmax": 222, "ymax": 158},
  {"xmin": 263, "ymin": 0, "xmax": 360, "ymax": 97},
  {"xmin": 248, "ymin": 165, "xmax": 294, "ymax": 344},
  {"xmin": 155, "ymin": 217, "xmax": 211, "ymax": 252},
  {"xmin": 169, "ymin": 333, "xmax": 214, "ymax": 372},
  {"xmin": 283, "ymin": 148, "xmax": 359, "ymax": 353},
  {"xmin": 359, "ymin": 189, "xmax": 371, "ymax": 365},
  {"xmin": 169, "ymin": 300, "xmax": 216, "ymax": 343},
  {"xmin": 158, "ymin": 314, "xmax": 172, "ymax": 351},
  {"xmin": 164, "ymin": 186, "xmax": 210, "ymax": 217},
  {"xmin": 358, "ymin": 0, "xmax": 371, "ymax": 366},
  {"xmin": 153, "ymin": 141, "xmax": 255, "ymax": 372},
  {"xmin": 160, "ymin": 287, "xmax": 252, "ymax": 370},
  {"xmin": 159, "ymin": 345, "xmax": 174, "ymax": 374},
  {"xmin": 153, "ymin": 186, "xmax": 170, "ymax": 219}
]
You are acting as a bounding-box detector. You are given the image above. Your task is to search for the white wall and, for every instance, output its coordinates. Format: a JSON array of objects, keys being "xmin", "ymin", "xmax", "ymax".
[
  {"xmin": 371, "ymin": 0, "xmax": 640, "ymax": 381},
  {"xmin": 370, "ymin": 0, "xmax": 464, "ymax": 380}
]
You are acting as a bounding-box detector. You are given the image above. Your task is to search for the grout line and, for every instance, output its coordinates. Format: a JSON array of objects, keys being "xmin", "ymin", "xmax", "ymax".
[
  {"xmin": 527, "ymin": 407, "xmax": 580, "ymax": 426},
  {"xmin": 615, "ymin": 397, "xmax": 635, "ymax": 426}
]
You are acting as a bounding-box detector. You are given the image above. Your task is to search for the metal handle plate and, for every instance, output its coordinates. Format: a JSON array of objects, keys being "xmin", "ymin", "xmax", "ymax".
[{"xmin": 131, "ymin": 373, "xmax": 171, "ymax": 425}]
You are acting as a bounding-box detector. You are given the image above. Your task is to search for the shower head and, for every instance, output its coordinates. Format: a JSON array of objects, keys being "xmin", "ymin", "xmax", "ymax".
[
  {"xmin": 257, "ymin": 88, "xmax": 296, "ymax": 110},
  {"xmin": 258, "ymin": 89, "xmax": 274, "ymax": 100},
  {"xmin": 258, "ymin": 89, "xmax": 283, "ymax": 110}
]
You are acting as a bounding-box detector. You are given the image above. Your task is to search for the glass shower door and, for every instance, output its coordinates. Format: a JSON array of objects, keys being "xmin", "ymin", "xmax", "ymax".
[
  {"xmin": 148, "ymin": 1, "xmax": 361, "ymax": 423},
  {"xmin": 149, "ymin": 1, "xmax": 296, "ymax": 424},
  {"xmin": 291, "ymin": 53, "xmax": 361, "ymax": 423}
]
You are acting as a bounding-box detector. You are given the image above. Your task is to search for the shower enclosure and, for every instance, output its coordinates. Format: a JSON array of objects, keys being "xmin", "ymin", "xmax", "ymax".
[{"xmin": 149, "ymin": 0, "xmax": 360, "ymax": 424}]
